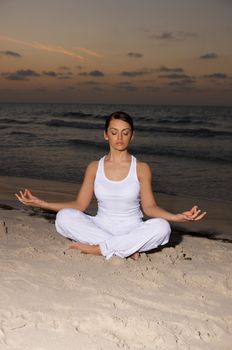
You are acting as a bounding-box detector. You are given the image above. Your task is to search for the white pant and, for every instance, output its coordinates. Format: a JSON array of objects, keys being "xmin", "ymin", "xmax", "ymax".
[{"xmin": 55, "ymin": 209, "xmax": 171, "ymax": 259}]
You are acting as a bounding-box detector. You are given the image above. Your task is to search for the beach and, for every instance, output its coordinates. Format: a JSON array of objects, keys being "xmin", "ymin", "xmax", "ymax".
[
  {"xmin": 1, "ymin": 176, "xmax": 231, "ymax": 350},
  {"xmin": 1, "ymin": 102, "xmax": 232, "ymax": 349}
]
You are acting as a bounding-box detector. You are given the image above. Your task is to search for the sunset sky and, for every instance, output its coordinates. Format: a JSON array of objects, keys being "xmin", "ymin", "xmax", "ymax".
[{"xmin": 0, "ymin": 0, "xmax": 231, "ymax": 105}]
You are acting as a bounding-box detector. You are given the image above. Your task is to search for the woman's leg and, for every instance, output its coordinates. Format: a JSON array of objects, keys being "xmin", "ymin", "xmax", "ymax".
[
  {"xmin": 55, "ymin": 208, "xmax": 112, "ymax": 246},
  {"xmin": 68, "ymin": 242, "xmax": 102, "ymax": 255},
  {"xmin": 99, "ymin": 218, "xmax": 171, "ymax": 259}
]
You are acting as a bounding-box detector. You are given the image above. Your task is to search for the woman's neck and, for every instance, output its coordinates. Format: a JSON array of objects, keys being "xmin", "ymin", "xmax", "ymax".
[{"xmin": 105, "ymin": 150, "xmax": 131, "ymax": 163}]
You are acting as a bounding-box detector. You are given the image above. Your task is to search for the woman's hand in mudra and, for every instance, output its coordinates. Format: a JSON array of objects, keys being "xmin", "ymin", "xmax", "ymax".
[
  {"xmin": 15, "ymin": 189, "xmax": 44, "ymax": 208},
  {"xmin": 174, "ymin": 206, "xmax": 206, "ymax": 222}
]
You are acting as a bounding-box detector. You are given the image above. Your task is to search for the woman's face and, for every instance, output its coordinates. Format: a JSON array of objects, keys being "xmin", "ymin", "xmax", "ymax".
[{"xmin": 104, "ymin": 118, "xmax": 134, "ymax": 151}]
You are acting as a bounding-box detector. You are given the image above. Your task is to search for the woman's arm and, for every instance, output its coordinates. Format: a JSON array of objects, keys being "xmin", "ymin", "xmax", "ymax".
[
  {"xmin": 137, "ymin": 162, "xmax": 206, "ymax": 222},
  {"xmin": 15, "ymin": 161, "xmax": 98, "ymax": 212}
]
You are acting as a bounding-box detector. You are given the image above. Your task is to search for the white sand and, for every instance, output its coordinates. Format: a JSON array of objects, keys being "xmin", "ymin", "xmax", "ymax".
[{"xmin": 0, "ymin": 176, "xmax": 232, "ymax": 349}]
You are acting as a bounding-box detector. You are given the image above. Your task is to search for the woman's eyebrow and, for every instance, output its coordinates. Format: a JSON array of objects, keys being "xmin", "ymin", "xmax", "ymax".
[{"xmin": 109, "ymin": 127, "xmax": 131, "ymax": 131}]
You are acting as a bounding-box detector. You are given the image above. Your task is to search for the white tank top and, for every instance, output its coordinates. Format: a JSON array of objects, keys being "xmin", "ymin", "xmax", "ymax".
[{"xmin": 94, "ymin": 155, "xmax": 143, "ymax": 222}]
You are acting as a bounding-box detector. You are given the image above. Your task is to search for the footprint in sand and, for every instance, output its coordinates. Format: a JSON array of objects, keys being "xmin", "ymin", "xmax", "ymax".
[{"xmin": 0, "ymin": 220, "xmax": 8, "ymax": 240}]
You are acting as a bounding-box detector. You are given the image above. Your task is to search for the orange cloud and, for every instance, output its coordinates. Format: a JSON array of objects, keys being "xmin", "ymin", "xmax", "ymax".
[
  {"xmin": 0, "ymin": 35, "xmax": 84, "ymax": 60},
  {"xmin": 75, "ymin": 47, "xmax": 102, "ymax": 58}
]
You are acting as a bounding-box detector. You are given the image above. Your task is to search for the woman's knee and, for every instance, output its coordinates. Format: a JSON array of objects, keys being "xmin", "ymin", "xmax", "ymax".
[
  {"xmin": 158, "ymin": 218, "xmax": 171, "ymax": 234},
  {"xmin": 148, "ymin": 218, "xmax": 171, "ymax": 237},
  {"xmin": 55, "ymin": 208, "xmax": 82, "ymax": 230}
]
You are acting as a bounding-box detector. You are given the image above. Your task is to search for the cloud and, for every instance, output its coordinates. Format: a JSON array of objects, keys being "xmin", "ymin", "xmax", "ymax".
[
  {"xmin": 74, "ymin": 47, "xmax": 102, "ymax": 58},
  {"xmin": 159, "ymin": 73, "xmax": 193, "ymax": 80},
  {"xmin": 57, "ymin": 74, "xmax": 73, "ymax": 79},
  {"xmin": 42, "ymin": 70, "xmax": 73, "ymax": 79},
  {"xmin": 149, "ymin": 31, "xmax": 198, "ymax": 41},
  {"xmin": 2, "ymin": 68, "xmax": 73, "ymax": 81},
  {"xmin": 29, "ymin": 42, "xmax": 84, "ymax": 60},
  {"xmin": 150, "ymin": 32, "xmax": 174, "ymax": 40},
  {"xmin": 0, "ymin": 35, "xmax": 84, "ymax": 60},
  {"xmin": 113, "ymin": 81, "xmax": 138, "ymax": 91},
  {"xmin": 79, "ymin": 70, "xmax": 104, "ymax": 77},
  {"xmin": 199, "ymin": 53, "xmax": 219, "ymax": 59},
  {"xmin": 203, "ymin": 73, "xmax": 227, "ymax": 79},
  {"xmin": 127, "ymin": 52, "xmax": 143, "ymax": 58},
  {"xmin": 0, "ymin": 50, "xmax": 22, "ymax": 58},
  {"xmin": 120, "ymin": 71, "xmax": 145, "ymax": 77},
  {"xmin": 168, "ymin": 78, "xmax": 195, "ymax": 86},
  {"xmin": 43, "ymin": 71, "xmax": 57, "ymax": 77},
  {"xmin": 2, "ymin": 69, "xmax": 40, "ymax": 81},
  {"xmin": 120, "ymin": 69, "xmax": 153, "ymax": 77},
  {"xmin": 156, "ymin": 65, "xmax": 184, "ymax": 73},
  {"xmin": 89, "ymin": 70, "xmax": 104, "ymax": 77},
  {"xmin": 59, "ymin": 66, "xmax": 70, "ymax": 70}
]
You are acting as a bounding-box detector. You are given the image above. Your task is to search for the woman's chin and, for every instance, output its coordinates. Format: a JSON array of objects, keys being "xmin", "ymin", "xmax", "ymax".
[{"xmin": 112, "ymin": 144, "xmax": 128, "ymax": 151}]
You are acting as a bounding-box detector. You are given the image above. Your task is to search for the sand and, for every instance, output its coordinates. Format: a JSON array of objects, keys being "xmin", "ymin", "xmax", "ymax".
[{"xmin": 0, "ymin": 176, "xmax": 232, "ymax": 350}]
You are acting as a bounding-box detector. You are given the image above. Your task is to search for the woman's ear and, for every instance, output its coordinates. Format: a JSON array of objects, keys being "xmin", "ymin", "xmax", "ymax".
[
  {"xmin": 130, "ymin": 132, "xmax": 135, "ymax": 141},
  {"xmin": 104, "ymin": 131, "xmax": 109, "ymax": 140}
]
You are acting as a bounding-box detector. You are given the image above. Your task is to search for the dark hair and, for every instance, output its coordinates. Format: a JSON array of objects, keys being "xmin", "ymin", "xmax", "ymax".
[{"xmin": 105, "ymin": 111, "xmax": 134, "ymax": 133}]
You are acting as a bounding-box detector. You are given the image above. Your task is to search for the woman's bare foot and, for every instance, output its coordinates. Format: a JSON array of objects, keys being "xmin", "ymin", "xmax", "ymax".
[
  {"xmin": 68, "ymin": 242, "xmax": 102, "ymax": 256},
  {"xmin": 129, "ymin": 252, "xmax": 140, "ymax": 261}
]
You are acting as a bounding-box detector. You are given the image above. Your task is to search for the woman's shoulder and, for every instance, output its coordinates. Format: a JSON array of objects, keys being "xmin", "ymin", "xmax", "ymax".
[
  {"xmin": 136, "ymin": 158, "xmax": 152, "ymax": 181},
  {"xmin": 86, "ymin": 160, "xmax": 99, "ymax": 171},
  {"xmin": 136, "ymin": 158, "xmax": 151, "ymax": 172},
  {"xmin": 84, "ymin": 160, "xmax": 100, "ymax": 178}
]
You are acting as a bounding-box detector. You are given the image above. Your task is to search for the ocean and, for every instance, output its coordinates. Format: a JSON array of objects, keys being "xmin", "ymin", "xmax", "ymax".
[{"xmin": 0, "ymin": 103, "xmax": 231, "ymax": 203}]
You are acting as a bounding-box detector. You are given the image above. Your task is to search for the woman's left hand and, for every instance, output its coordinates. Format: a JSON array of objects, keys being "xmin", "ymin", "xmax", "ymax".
[{"xmin": 174, "ymin": 205, "xmax": 207, "ymax": 222}]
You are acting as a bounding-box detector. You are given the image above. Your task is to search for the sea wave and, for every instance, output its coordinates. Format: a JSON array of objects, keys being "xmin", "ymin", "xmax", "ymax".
[
  {"xmin": 54, "ymin": 111, "xmax": 93, "ymax": 118},
  {"xmin": 46, "ymin": 119, "xmax": 103, "ymax": 129},
  {"xmin": 11, "ymin": 131, "xmax": 36, "ymax": 137},
  {"xmin": 49, "ymin": 111, "xmax": 220, "ymax": 128},
  {"xmin": 46, "ymin": 119, "xmax": 232, "ymax": 138},
  {"xmin": 68, "ymin": 139, "xmax": 232, "ymax": 163},
  {"xmin": 156, "ymin": 117, "xmax": 218, "ymax": 127},
  {"xmin": 0, "ymin": 118, "xmax": 29, "ymax": 125}
]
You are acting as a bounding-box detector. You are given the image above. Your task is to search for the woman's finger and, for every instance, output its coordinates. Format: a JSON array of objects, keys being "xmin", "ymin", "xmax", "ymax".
[
  {"xmin": 17, "ymin": 192, "xmax": 24, "ymax": 200},
  {"xmin": 194, "ymin": 212, "xmax": 207, "ymax": 221},
  {"xmin": 15, "ymin": 192, "xmax": 31, "ymax": 204},
  {"xmin": 190, "ymin": 205, "xmax": 198, "ymax": 214},
  {"xmin": 15, "ymin": 194, "xmax": 26, "ymax": 204},
  {"xmin": 15, "ymin": 193, "xmax": 22, "ymax": 201},
  {"xmin": 191, "ymin": 209, "xmax": 202, "ymax": 219},
  {"xmin": 182, "ymin": 214, "xmax": 193, "ymax": 221},
  {"xmin": 20, "ymin": 193, "xmax": 27, "ymax": 201},
  {"xmin": 180, "ymin": 208, "xmax": 206, "ymax": 222}
]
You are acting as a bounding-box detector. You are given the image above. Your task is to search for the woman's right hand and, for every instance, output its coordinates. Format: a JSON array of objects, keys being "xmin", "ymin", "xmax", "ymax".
[{"xmin": 15, "ymin": 189, "xmax": 46, "ymax": 208}]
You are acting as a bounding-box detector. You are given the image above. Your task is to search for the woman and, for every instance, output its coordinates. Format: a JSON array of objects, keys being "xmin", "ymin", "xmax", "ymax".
[{"xmin": 16, "ymin": 111, "xmax": 206, "ymax": 260}]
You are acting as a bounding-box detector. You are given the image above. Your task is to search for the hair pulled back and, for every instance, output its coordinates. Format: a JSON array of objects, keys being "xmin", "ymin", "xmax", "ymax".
[{"xmin": 104, "ymin": 111, "xmax": 134, "ymax": 133}]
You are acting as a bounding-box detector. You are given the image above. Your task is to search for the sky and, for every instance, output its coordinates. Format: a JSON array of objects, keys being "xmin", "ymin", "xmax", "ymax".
[{"xmin": 0, "ymin": 0, "xmax": 231, "ymax": 105}]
